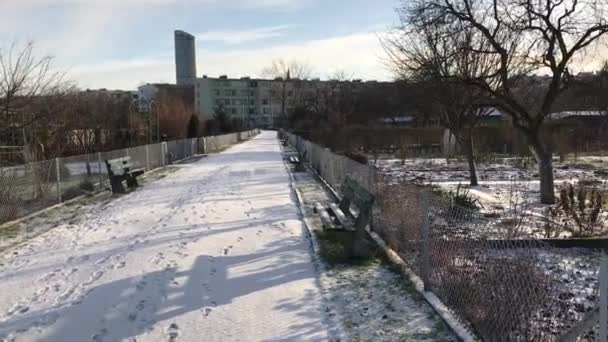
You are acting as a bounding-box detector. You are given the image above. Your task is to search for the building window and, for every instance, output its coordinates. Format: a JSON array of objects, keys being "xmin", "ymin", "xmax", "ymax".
[
  {"xmin": 214, "ymin": 89, "xmax": 220, "ymax": 96},
  {"xmin": 231, "ymin": 90, "xmax": 237, "ymax": 96},
  {"xmin": 262, "ymin": 99, "xmax": 269, "ymax": 105},
  {"xmin": 248, "ymin": 107, "xmax": 255, "ymax": 114}
]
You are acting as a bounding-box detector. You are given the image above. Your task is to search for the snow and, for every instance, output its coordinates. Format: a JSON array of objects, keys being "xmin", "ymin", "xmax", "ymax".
[
  {"xmin": 0, "ymin": 131, "xmax": 330, "ymax": 341},
  {"xmin": 287, "ymin": 155, "xmax": 456, "ymax": 341},
  {"xmin": 375, "ymin": 156, "xmax": 604, "ymax": 339},
  {"xmin": 377, "ymin": 157, "xmax": 608, "ymax": 239}
]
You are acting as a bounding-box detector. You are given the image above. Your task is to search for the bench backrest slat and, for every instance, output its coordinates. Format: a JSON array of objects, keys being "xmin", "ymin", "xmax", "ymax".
[
  {"xmin": 105, "ymin": 157, "xmax": 135, "ymax": 176},
  {"xmin": 339, "ymin": 177, "xmax": 375, "ymax": 230}
]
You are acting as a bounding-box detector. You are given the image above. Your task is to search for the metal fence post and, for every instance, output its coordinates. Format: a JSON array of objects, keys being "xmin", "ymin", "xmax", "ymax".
[
  {"xmin": 55, "ymin": 158, "xmax": 62, "ymax": 203},
  {"xmin": 420, "ymin": 189, "xmax": 431, "ymax": 291},
  {"xmin": 97, "ymin": 152, "xmax": 103, "ymax": 187},
  {"xmin": 145, "ymin": 144, "xmax": 150, "ymax": 171},
  {"xmin": 600, "ymin": 255, "xmax": 608, "ymax": 342}
]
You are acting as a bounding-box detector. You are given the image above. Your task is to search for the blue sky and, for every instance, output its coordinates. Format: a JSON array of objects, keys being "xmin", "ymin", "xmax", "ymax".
[{"xmin": 0, "ymin": 0, "xmax": 400, "ymax": 90}]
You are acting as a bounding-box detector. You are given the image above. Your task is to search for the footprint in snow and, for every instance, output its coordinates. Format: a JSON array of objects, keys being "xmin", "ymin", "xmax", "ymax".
[
  {"xmin": 95, "ymin": 256, "xmax": 111, "ymax": 265},
  {"xmin": 136, "ymin": 299, "xmax": 146, "ymax": 311},
  {"xmin": 91, "ymin": 327, "xmax": 108, "ymax": 342},
  {"xmin": 7, "ymin": 303, "xmax": 30, "ymax": 316},
  {"xmin": 166, "ymin": 323, "xmax": 179, "ymax": 341}
]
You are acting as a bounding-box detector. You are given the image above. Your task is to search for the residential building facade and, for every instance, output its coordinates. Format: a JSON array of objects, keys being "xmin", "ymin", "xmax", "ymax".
[{"xmin": 194, "ymin": 75, "xmax": 385, "ymax": 128}]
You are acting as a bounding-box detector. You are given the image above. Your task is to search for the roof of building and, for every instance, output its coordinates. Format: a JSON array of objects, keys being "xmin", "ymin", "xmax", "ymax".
[{"xmin": 549, "ymin": 111, "xmax": 605, "ymax": 120}]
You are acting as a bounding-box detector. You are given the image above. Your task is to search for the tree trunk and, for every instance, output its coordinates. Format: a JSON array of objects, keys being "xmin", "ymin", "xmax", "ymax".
[
  {"xmin": 465, "ymin": 129, "xmax": 478, "ymax": 186},
  {"xmin": 537, "ymin": 153, "xmax": 555, "ymax": 204},
  {"xmin": 528, "ymin": 135, "xmax": 556, "ymax": 204}
]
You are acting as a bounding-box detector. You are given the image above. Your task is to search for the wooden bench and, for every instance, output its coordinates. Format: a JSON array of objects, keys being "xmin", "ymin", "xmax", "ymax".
[
  {"xmin": 287, "ymin": 154, "xmax": 306, "ymax": 172},
  {"xmin": 105, "ymin": 157, "xmax": 144, "ymax": 194},
  {"xmin": 314, "ymin": 177, "xmax": 376, "ymax": 257},
  {"xmin": 314, "ymin": 177, "xmax": 375, "ymax": 232}
]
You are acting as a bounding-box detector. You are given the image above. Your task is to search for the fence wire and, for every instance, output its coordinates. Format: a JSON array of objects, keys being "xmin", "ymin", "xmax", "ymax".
[
  {"xmin": 282, "ymin": 130, "xmax": 604, "ymax": 342},
  {"xmin": 0, "ymin": 130, "xmax": 259, "ymax": 225}
]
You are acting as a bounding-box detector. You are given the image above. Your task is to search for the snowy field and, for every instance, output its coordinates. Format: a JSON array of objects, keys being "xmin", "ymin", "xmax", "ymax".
[
  {"xmin": 0, "ymin": 132, "xmax": 331, "ymax": 341},
  {"xmin": 375, "ymin": 156, "xmax": 605, "ymax": 339},
  {"xmin": 378, "ymin": 156, "xmax": 608, "ymax": 239}
]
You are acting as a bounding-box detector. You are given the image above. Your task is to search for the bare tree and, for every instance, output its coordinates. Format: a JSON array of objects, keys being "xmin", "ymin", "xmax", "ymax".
[
  {"xmin": 261, "ymin": 59, "xmax": 312, "ymax": 80},
  {"xmin": 0, "ymin": 41, "xmax": 70, "ymax": 160},
  {"xmin": 395, "ymin": 0, "xmax": 608, "ymax": 204},
  {"xmin": 261, "ymin": 59, "xmax": 312, "ymax": 126},
  {"xmin": 156, "ymin": 93, "xmax": 194, "ymax": 140},
  {"xmin": 383, "ymin": 21, "xmax": 493, "ymax": 186}
]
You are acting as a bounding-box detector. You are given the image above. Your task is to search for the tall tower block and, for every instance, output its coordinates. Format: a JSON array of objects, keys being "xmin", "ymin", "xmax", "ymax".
[{"xmin": 174, "ymin": 30, "xmax": 196, "ymax": 85}]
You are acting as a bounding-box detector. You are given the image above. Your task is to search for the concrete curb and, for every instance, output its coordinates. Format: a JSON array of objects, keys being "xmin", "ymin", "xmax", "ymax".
[
  {"xmin": 281, "ymin": 147, "xmax": 348, "ymax": 342},
  {"xmin": 366, "ymin": 230, "xmax": 476, "ymax": 342},
  {"xmin": 300, "ymin": 161, "xmax": 477, "ymax": 342}
]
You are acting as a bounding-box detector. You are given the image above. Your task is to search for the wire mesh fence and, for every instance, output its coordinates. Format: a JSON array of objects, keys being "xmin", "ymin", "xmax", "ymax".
[
  {"xmin": 282, "ymin": 130, "xmax": 605, "ymax": 341},
  {"xmin": 0, "ymin": 129, "xmax": 259, "ymax": 225},
  {"xmin": 203, "ymin": 133, "xmax": 240, "ymax": 153}
]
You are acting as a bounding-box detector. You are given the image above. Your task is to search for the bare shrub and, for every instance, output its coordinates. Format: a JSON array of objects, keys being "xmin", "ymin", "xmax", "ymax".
[
  {"xmin": 498, "ymin": 179, "xmax": 529, "ymax": 239},
  {"xmin": 548, "ymin": 183, "xmax": 606, "ymax": 237}
]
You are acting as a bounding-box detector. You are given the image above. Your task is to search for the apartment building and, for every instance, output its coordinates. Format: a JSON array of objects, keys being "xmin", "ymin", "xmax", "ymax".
[
  {"xmin": 195, "ymin": 76, "xmax": 281, "ymax": 128},
  {"xmin": 194, "ymin": 75, "xmax": 380, "ymax": 128}
]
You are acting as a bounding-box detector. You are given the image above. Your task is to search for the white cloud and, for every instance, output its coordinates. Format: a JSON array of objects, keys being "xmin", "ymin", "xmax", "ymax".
[
  {"xmin": 64, "ymin": 31, "xmax": 393, "ymax": 90},
  {"xmin": 68, "ymin": 59, "xmax": 175, "ymax": 90},
  {"xmin": 198, "ymin": 31, "xmax": 392, "ymax": 80},
  {"xmin": 0, "ymin": 0, "xmax": 309, "ymax": 11},
  {"xmin": 197, "ymin": 25, "xmax": 293, "ymax": 45}
]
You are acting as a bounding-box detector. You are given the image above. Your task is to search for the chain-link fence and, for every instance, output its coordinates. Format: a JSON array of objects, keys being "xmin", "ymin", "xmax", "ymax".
[
  {"xmin": 0, "ymin": 129, "xmax": 259, "ymax": 225},
  {"xmin": 282, "ymin": 130, "xmax": 606, "ymax": 341}
]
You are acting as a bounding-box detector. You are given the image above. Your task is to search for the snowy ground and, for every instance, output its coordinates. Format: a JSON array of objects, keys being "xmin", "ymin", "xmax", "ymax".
[
  {"xmin": 288, "ymin": 154, "xmax": 455, "ymax": 341},
  {"xmin": 0, "ymin": 166, "xmax": 180, "ymax": 252},
  {"xmin": 0, "ymin": 132, "xmax": 331, "ymax": 341},
  {"xmin": 378, "ymin": 157, "xmax": 608, "ymax": 239},
  {"xmin": 375, "ymin": 156, "xmax": 605, "ymax": 339}
]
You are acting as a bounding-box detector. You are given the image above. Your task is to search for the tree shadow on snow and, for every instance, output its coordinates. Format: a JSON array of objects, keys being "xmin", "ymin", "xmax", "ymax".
[{"xmin": 0, "ymin": 237, "xmax": 325, "ymax": 341}]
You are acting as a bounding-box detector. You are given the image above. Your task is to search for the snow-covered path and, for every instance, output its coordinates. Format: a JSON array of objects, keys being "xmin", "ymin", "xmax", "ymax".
[{"xmin": 0, "ymin": 131, "xmax": 329, "ymax": 341}]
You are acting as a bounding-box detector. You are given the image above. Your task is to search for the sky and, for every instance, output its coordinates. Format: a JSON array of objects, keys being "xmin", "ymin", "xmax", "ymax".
[{"xmin": 0, "ymin": 0, "xmax": 400, "ymax": 90}]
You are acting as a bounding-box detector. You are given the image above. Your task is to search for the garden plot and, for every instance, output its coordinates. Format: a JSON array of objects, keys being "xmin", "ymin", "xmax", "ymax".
[{"xmin": 378, "ymin": 157, "xmax": 608, "ymax": 239}]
